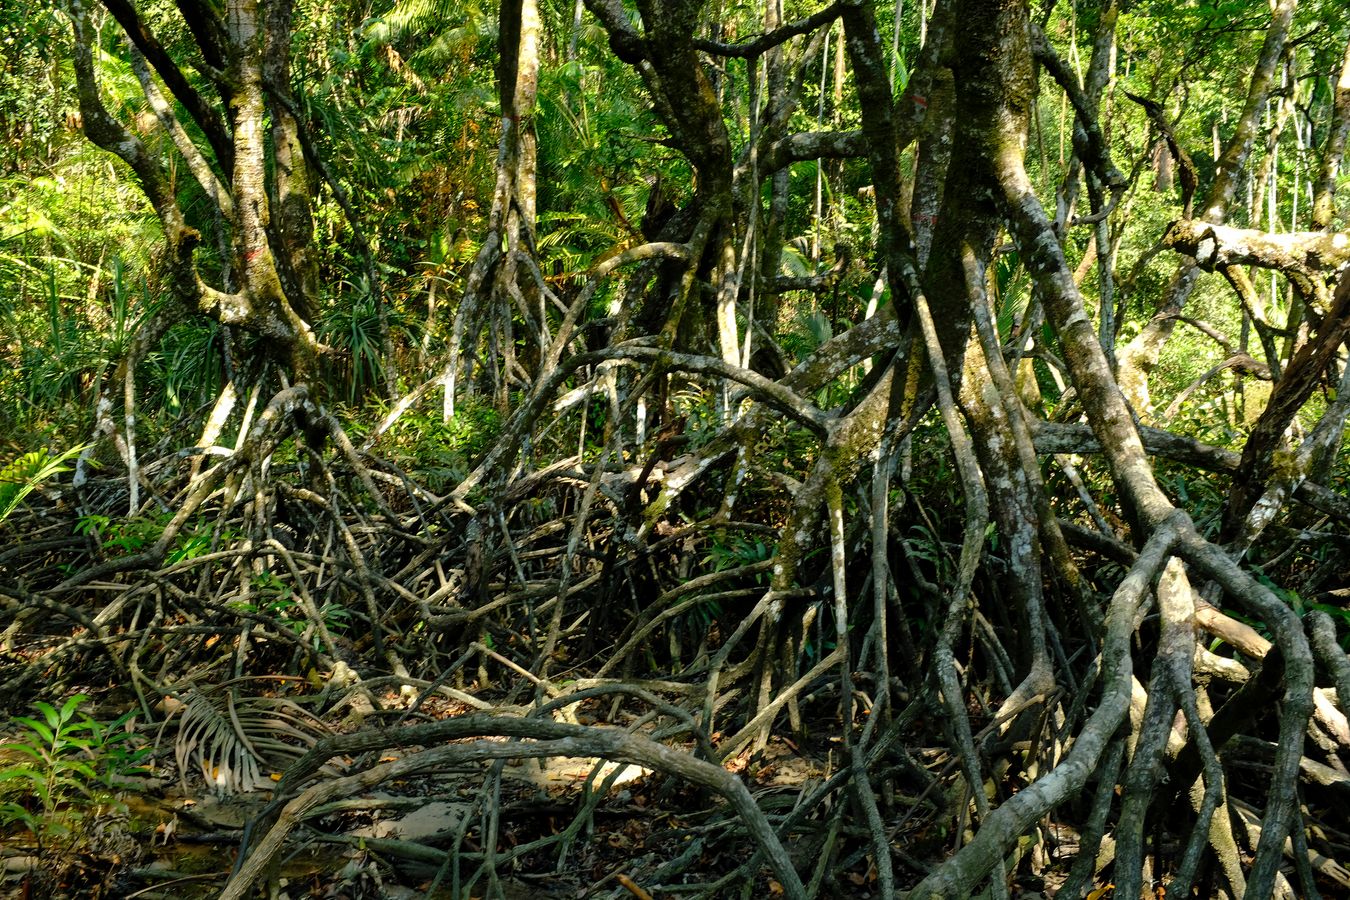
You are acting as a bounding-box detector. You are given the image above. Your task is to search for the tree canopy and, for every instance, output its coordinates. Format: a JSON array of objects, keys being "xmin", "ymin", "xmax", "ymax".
[{"xmin": 3, "ymin": 0, "xmax": 1350, "ymax": 897}]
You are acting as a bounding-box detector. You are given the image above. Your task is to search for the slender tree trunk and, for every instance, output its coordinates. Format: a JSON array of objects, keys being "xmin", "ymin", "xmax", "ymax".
[
  {"xmin": 1311, "ymin": 34, "xmax": 1350, "ymax": 231},
  {"xmin": 263, "ymin": 0, "xmax": 318, "ymax": 326},
  {"xmin": 442, "ymin": 0, "xmax": 541, "ymax": 420},
  {"xmin": 1116, "ymin": 0, "xmax": 1298, "ymax": 416}
]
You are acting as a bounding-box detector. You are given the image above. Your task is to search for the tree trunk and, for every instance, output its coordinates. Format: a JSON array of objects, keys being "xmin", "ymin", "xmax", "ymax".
[{"xmin": 66, "ymin": 0, "xmax": 322, "ymax": 383}]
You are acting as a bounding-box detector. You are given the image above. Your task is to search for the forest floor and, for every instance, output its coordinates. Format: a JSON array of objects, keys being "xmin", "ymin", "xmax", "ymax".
[
  {"xmin": 0, "ymin": 683, "xmax": 929, "ymax": 899},
  {"xmin": 7, "ymin": 418, "xmax": 1346, "ymax": 899}
]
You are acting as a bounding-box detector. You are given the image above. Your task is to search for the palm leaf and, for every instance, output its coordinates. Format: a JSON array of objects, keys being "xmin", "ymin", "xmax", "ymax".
[
  {"xmin": 168, "ymin": 686, "xmax": 336, "ymax": 796},
  {"xmin": 0, "ymin": 444, "xmax": 86, "ymax": 525}
]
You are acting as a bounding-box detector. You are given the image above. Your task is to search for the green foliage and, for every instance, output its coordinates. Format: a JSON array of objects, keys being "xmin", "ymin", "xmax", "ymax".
[
  {"xmin": 0, "ymin": 124, "xmax": 160, "ymax": 433},
  {"xmin": 0, "ymin": 695, "xmax": 149, "ymax": 851},
  {"xmin": 0, "ymin": 443, "xmax": 84, "ymax": 525},
  {"xmin": 1163, "ymin": 382, "xmax": 1246, "ymax": 451},
  {"xmin": 0, "ymin": 4, "xmax": 68, "ymax": 173},
  {"xmin": 300, "ymin": 0, "xmax": 499, "ymax": 297},
  {"xmin": 703, "ymin": 534, "xmax": 773, "ymax": 574},
  {"xmin": 1165, "ymin": 469, "xmax": 1227, "ymax": 538},
  {"xmin": 904, "ymin": 522, "xmax": 950, "ymax": 582},
  {"xmin": 669, "ymin": 383, "xmax": 722, "ymax": 451},
  {"xmin": 76, "ymin": 511, "xmax": 228, "ymax": 564},
  {"xmin": 535, "ymin": 57, "xmax": 659, "ymax": 267},
  {"xmin": 76, "ymin": 513, "xmax": 160, "ymax": 555},
  {"xmin": 142, "ymin": 321, "xmax": 223, "ymax": 418},
  {"xmin": 0, "ymin": 252, "xmax": 162, "ymax": 435},
  {"xmin": 317, "ymin": 281, "xmax": 414, "ymax": 404},
  {"xmin": 230, "ymin": 570, "xmax": 353, "ymax": 646},
  {"xmin": 377, "ymin": 398, "xmax": 503, "ymax": 490}
]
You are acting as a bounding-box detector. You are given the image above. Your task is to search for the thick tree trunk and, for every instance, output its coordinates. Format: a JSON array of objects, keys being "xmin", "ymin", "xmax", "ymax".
[
  {"xmin": 67, "ymin": 0, "xmax": 322, "ymax": 382},
  {"xmin": 905, "ymin": 3, "xmax": 1314, "ymax": 895}
]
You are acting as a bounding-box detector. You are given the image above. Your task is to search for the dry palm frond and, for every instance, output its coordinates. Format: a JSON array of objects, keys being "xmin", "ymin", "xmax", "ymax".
[{"xmin": 165, "ymin": 683, "xmax": 337, "ymax": 796}]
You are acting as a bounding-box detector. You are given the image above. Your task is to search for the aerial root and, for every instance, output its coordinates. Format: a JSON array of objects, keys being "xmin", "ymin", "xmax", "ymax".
[
  {"xmin": 222, "ymin": 713, "xmax": 807, "ymax": 900},
  {"xmin": 6, "ymin": 359, "xmax": 1350, "ymax": 899}
]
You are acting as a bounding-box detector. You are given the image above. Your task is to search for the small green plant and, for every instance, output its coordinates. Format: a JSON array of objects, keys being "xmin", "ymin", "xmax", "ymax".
[
  {"xmin": 229, "ymin": 570, "xmax": 353, "ymax": 648},
  {"xmin": 703, "ymin": 534, "xmax": 773, "ymax": 574},
  {"xmin": 231, "ymin": 570, "xmax": 302, "ymax": 630},
  {"xmin": 0, "ymin": 695, "xmax": 150, "ymax": 853},
  {"xmin": 0, "ymin": 443, "xmax": 86, "ymax": 525},
  {"xmin": 380, "ymin": 399, "xmax": 503, "ymax": 489},
  {"xmin": 75, "ymin": 513, "xmax": 161, "ymax": 554},
  {"xmin": 76, "ymin": 511, "xmax": 225, "ymax": 562}
]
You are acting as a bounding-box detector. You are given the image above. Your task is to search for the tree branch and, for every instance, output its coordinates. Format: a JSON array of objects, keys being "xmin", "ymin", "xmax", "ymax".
[
  {"xmin": 1165, "ymin": 219, "xmax": 1348, "ymax": 310},
  {"xmin": 694, "ymin": 3, "xmax": 843, "ymax": 59},
  {"xmin": 1123, "ymin": 89, "xmax": 1200, "ymax": 218},
  {"xmin": 232, "ymin": 716, "xmax": 806, "ymax": 900},
  {"xmin": 1030, "ymin": 23, "xmax": 1126, "ymax": 200},
  {"xmin": 761, "ymin": 129, "xmax": 865, "ymax": 173},
  {"xmin": 100, "ymin": 0, "xmax": 233, "ymax": 172}
]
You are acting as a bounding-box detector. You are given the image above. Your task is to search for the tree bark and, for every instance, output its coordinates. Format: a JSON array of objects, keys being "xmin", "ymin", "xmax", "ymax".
[{"xmin": 66, "ymin": 0, "xmax": 323, "ymax": 381}]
